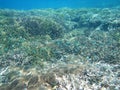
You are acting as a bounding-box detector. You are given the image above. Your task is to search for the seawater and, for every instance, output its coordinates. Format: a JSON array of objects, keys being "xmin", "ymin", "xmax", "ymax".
[
  {"xmin": 0, "ymin": 0, "xmax": 120, "ymax": 9},
  {"xmin": 0, "ymin": 0, "xmax": 120, "ymax": 90}
]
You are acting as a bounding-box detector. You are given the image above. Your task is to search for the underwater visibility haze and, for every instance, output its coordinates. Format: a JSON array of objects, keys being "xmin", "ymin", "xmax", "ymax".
[
  {"xmin": 0, "ymin": 0, "xmax": 120, "ymax": 90},
  {"xmin": 0, "ymin": 0, "xmax": 120, "ymax": 9}
]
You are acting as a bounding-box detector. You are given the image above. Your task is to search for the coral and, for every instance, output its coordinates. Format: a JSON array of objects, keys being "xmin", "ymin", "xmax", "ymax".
[
  {"xmin": 0, "ymin": 8, "xmax": 120, "ymax": 90},
  {"xmin": 21, "ymin": 17, "xmax": 64, "ymax": 39},
  {"xmin": 110, "ymin": 28, "xmax": 120, "ymax": 43}
]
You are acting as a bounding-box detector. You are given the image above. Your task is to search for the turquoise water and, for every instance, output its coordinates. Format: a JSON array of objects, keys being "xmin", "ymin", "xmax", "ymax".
[{"xmin": 0, "ymin": 0, "xmax": 120, "ymax": 9}]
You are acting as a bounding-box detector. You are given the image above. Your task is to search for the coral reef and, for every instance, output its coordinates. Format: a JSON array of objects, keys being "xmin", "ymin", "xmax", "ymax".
[{"xmin": 0, "ymin": 8, "xmax": 120, "ymax": 90}]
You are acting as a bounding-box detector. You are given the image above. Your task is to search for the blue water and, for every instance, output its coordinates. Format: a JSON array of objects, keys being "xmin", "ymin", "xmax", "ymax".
[{"xmin": 0, "ymin": 0, "xmax": 120, "ymax": 9}]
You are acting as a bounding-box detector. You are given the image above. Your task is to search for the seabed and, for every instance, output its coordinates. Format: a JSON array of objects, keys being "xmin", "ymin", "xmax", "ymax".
[{"xmin": 0, "ymin": 8, "xmax": 120, "ymax": 90}]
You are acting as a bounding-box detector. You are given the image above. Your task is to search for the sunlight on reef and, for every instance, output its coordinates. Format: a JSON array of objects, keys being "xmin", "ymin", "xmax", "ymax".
[{"xmin": 0, "ymin": 8, "xmax": 120, "ymax": 90}]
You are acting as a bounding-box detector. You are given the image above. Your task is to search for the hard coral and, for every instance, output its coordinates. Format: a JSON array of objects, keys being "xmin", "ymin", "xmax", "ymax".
[{"xmin": 21, "ymin": 17, "xmax": 64, "ymax": 39}]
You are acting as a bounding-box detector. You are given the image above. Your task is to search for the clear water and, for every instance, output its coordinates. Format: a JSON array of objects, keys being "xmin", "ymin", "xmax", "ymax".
[{"xmin": 0, "ymin": 0, "xmax": 120, "ymax": 9}]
